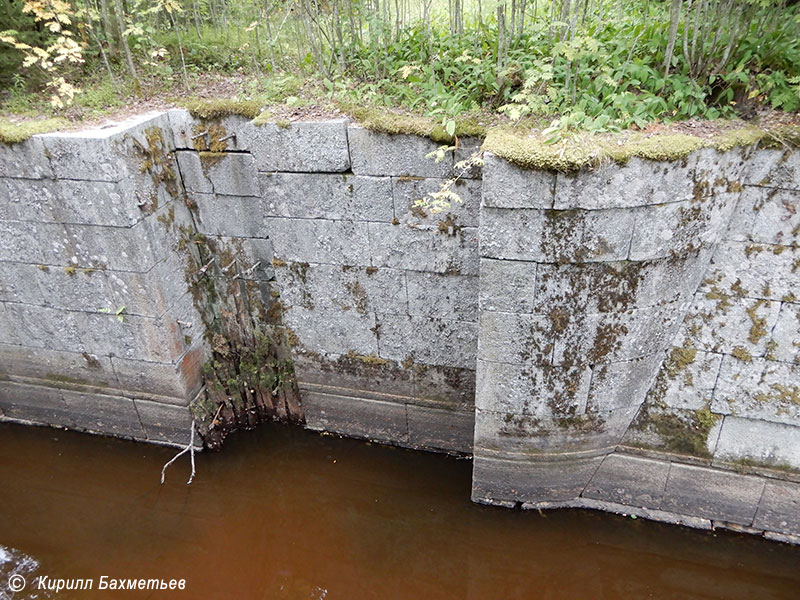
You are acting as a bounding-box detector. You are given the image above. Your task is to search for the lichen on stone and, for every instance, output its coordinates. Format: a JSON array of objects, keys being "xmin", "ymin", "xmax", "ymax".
[
  {"xmin": 731, "ymin": 346, "xmax": 753, "ymax": 362},
  {"xmin": 746, "ymin": 299, "xmax": 768, "ymax": 344}
]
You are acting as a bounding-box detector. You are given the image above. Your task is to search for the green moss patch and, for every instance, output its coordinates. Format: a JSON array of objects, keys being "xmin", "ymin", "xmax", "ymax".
[
  {"xmin": 0, "ymin": 117, "xmax": 68, "ymax": 144},
  {"xmin": 338, "ymin": 103, "xmax": 487, "ymax": 143},
  {"xmin": 183, "ymin": 98, "xmax": 262, "ymax": 120},
  {"xmin": 482, "ymin": 123, "xmax": 796, "ymax": 173}
]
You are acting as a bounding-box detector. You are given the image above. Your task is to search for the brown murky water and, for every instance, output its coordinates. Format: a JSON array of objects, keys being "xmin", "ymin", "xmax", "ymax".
[{"xmin": 1, "ymin": 421, "xmax": 799, "ymax": 600}]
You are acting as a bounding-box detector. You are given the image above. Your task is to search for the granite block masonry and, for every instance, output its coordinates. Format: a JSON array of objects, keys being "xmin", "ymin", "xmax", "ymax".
[{"xmin": 1, "ymin": 109, "xmax": 800, "ymax": 542}]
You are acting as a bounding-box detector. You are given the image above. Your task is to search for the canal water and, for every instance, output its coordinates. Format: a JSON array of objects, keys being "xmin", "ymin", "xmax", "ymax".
[{"xmin": 1, "ymin": 421, "xmax": 798, "ymax": 599}]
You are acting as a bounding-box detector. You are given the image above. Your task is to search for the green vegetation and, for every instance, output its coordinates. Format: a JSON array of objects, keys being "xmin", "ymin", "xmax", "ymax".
[
  {"xmin": 183, "ymin": 98, "xmax": 262, "ymax": 120},
  {"xmin": 0, "ymin": 116, "xmax": 68, "ymax": 144},
  {"xmin": 1, "ymin": 1, "xmax": 798, "ymax": 138}
]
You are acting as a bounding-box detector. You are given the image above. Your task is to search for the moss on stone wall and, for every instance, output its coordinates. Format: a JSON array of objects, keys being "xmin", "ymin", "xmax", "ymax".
[
  {"xmin": 338, "ymin": 103, "xmax": 487, "ymax": 143},
  {"xmin": 482, "ymin": 123, "xmax": 797, "ymax": 173},
  {"xmin": 183, "ymin": 98, "xmax": 262, "ymax": 120},
  {"xmin": 0, "ymin": 117, "xmax": 68, "ymax": 144},
  {"xmin": 172, "ymin": 216, "xmax": 303, "ymax": 450}
]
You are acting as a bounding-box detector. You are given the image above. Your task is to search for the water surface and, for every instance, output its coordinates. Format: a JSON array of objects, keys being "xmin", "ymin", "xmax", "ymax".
[{"xmin": 1, "ymin": 422, "xmax": 798, "ymax": 599}]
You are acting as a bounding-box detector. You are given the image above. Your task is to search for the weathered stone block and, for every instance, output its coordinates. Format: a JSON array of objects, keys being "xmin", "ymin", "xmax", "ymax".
[
  {"xmin": 473, "ymin": 404, "xmax": 636, "ymax": 455},
  {"xmin": 192, "ymin": 193, "xmax": 266, "ymax": 238},
  {"xmin": 481, "ymin": 152, "xmax": 555, "ymax": 209},
  {"xmin": 178, "ymin": 150, "xmax": 259, "ymax": 197},
  {"xmin": 531, "ymin": 256, "xmax": 709, "ymax": 316},
  {"xmin": 661, "ymin": 463, "xmax": 764, "ymax": 525},
  {"xmin": 134, "ymin": 398, "xmax": 196, "ymax": 446},
  {"xmin": 284, "ymin": 305, "xmax": 379, "ymax": 357},
  {"xmin": 0, "ymin": 302, "xmax": 17, "ymax": 346},
  {"xmin": 692, "ymin": 145, "xmax": 751, "ymax": 187},
  {"xmin": 769, "ymin": 302, "xmax": 800, "ymax": 364},
  {"xmin": 348, "ymin": 126, "xmax": 451, "ymax": 177},
  {"xmin": 475, "ymin": 359, "xmax": 591, "ymax": 416},
  {"xmin": 745, "ymin": 148, "xmax": 800, "ymax": 190},
  {"xmin": 378, "ymin": 315, "xmax": 478, "ymax": 369},
  {"xmin": 0, "ymin": 177, "xmax": 54, "ymax": 222},
  {"xmin": 302, "ymin": 390, "xmax": 409, "ymax": 443},
  {"xmin": 715, "ymin": 355, "xmax": 798, "ymax": 424},
  {"xmin": 410, "ymin": 364, "xmax": 476, "ymax": 408},
  {"xmin": 727, "ymin": 186, "xmax": 800, "ymax": 246},
  {"xmin": 0, "ymin": 380, "xmax": 72, "ymax": 425},
  {"xmin": 700, "ymin": 240, "xmax": 800, "ymax": 303},
  {"xmin": 175, "ymin": 151, "xmax": 214, "ymax": 194},
  {"xmin": 3, "ymin": 177, "xmax": 149, "ymax": 227},
  {"xmin": 392, "ymin": 175, "xmax": 480, "ymax": 227},
  {"xmin": 0, "ymin": 262, "xmax": 48, "ymax": 304},
  {"xmin": 550, "ymin": 302, "xmax": 686, "ymax": 367},
  {"xmin": 261, "ymin": 172, "xmax": 394, "ymax": 222},
  {"xmin": 168, "ymin": 109, "xmax": 255, "ymax": 152},
  {"xmin": 582, "ymin": 453, "xmax": 669, "ymax": 508},
  {"xmin": 471, "ymin": 453, "xmax": 605, "ymax": 504},
  {"xmin": 478, "ymin": 310, "xmax": 553, "ymax": 365},
  {"xmin": 107, "ymin": 254, "xmax": 192, "ymax": 318},
  {"xmin": 246, "ymin": 120, "xmax": 350, "ymax": 172},
  {"xmin": 628, "ymin": 194, "xmax": 737, "ymax": 261},
  {"xmin": 3, "ymin": 303, "xmax": 83, "ymax": 352},
  {"xmin": 478, "ymin": 259, "xmax": 538, "ymax": 314},
  {"xmin": 368, "ymin": 222, "xmax": 478, "ymax": 275},
  {"xmin": 682, "ymin": 294, "xmax": 781, "ymax": 357},
  {"xmin": 587, "ymin": 354, "xmax": 663, "ymax": 412},
  {"xmin": 0, "ymin": 343, "xmax": 117, "ymax": 389},
  {"xmin": 60, "ymin": 389, "xmax": 145, "ymax": 438},
  {"xmin": 654, "ymin": 346, "xmax": 723, "ymax": 411},
  {"xmin": 0, "ymin": 137, "xmax": 53, "ymax": 179},
  {"xmin": 76, "ymin": 311, "xmax": 188, "ymax": 363},
  {"xmin": 406, "ymin": 404, "xmax": 474, "ymax": 453},
  {"xmin": 554, "ymin": 157, "xmax": 700, "ymax": 210},
  {"xmin": 713, "ymin": 416, "xmax": 800, "ymax": 469},
  {"xmin": 274, "ymin": 262, "xmax": 407, "ymax": 317},
  {"xmin": 267, "ymin": 217, "xmax": 371, "ymax": 266},
  {"xmin": 39, "ymin": 111, "xmax": 174, "ymax": 182},
  {"xmin": 33, "ymin": 264, "xmax": 119, "ymax": 313},
  {"xmin": 60, "ymin": 222, "xmax": 162, "ymax": 272},
  {"xmin": 405, "ymin": 271, "xmax": 477, "ymax": 320},
  {"xmin": 753, "ymin": 481, "xmax": 800, "ymax": 535},
  {"xmin": 0, "ymin": 220, "xmax": 68, "ymax": 264},
  {"xmin": 292, "ymin": 352, "xmax": 416, "ymax": 399},
  {"xmin": 110, "ymin": 347, "xmax": 205, "ymax": 405},
  {"xmin": 480, "ymin": 207, "xmax": 635, "ymax": 263}
]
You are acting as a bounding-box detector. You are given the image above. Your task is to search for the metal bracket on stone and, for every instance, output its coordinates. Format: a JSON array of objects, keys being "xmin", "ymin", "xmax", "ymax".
[{"xmin": 191, "ymin": 130, "xmax": 209, "ymax": 147}]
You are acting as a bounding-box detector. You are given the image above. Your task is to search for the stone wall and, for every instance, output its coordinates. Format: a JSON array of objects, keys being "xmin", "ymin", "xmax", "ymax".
[
  {"xmin": 624, "ymin": 148, "xmax": 800, "ymax": 467},
  {"xmin": 1, "ymin": 110, "xmax": 799, "ymax": 540},
  {"xmin": 471, "ymin": 145, "xmax": 800, "ymax": 543},
  {"xmin": 170, "ymin": 111, "xmax": 480, "ymax": 453},
  {"xmin": 0, "ymin": 112, "xmax": 203, "ymax": 446}
]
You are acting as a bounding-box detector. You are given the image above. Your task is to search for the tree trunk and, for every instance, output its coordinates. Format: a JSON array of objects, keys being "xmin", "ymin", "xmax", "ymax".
[
  {"xmin": 112, "ymin": 0, "xmax": 140, "ymax": 92},
  {"xmin": 663, "ymin": 0, "xmax": 682, "ymax": 76}
]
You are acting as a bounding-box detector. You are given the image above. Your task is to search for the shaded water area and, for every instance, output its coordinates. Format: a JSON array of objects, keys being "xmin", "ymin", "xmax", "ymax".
[{"xmin": 1, "ymin": 421, "xmax": 799, "ymax": 600}]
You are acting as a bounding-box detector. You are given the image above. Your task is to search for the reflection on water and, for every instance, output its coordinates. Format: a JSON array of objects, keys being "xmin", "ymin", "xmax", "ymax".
[{"xmin": 1, "ymin": 421, "xmax": 799, "ymax": 599}]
